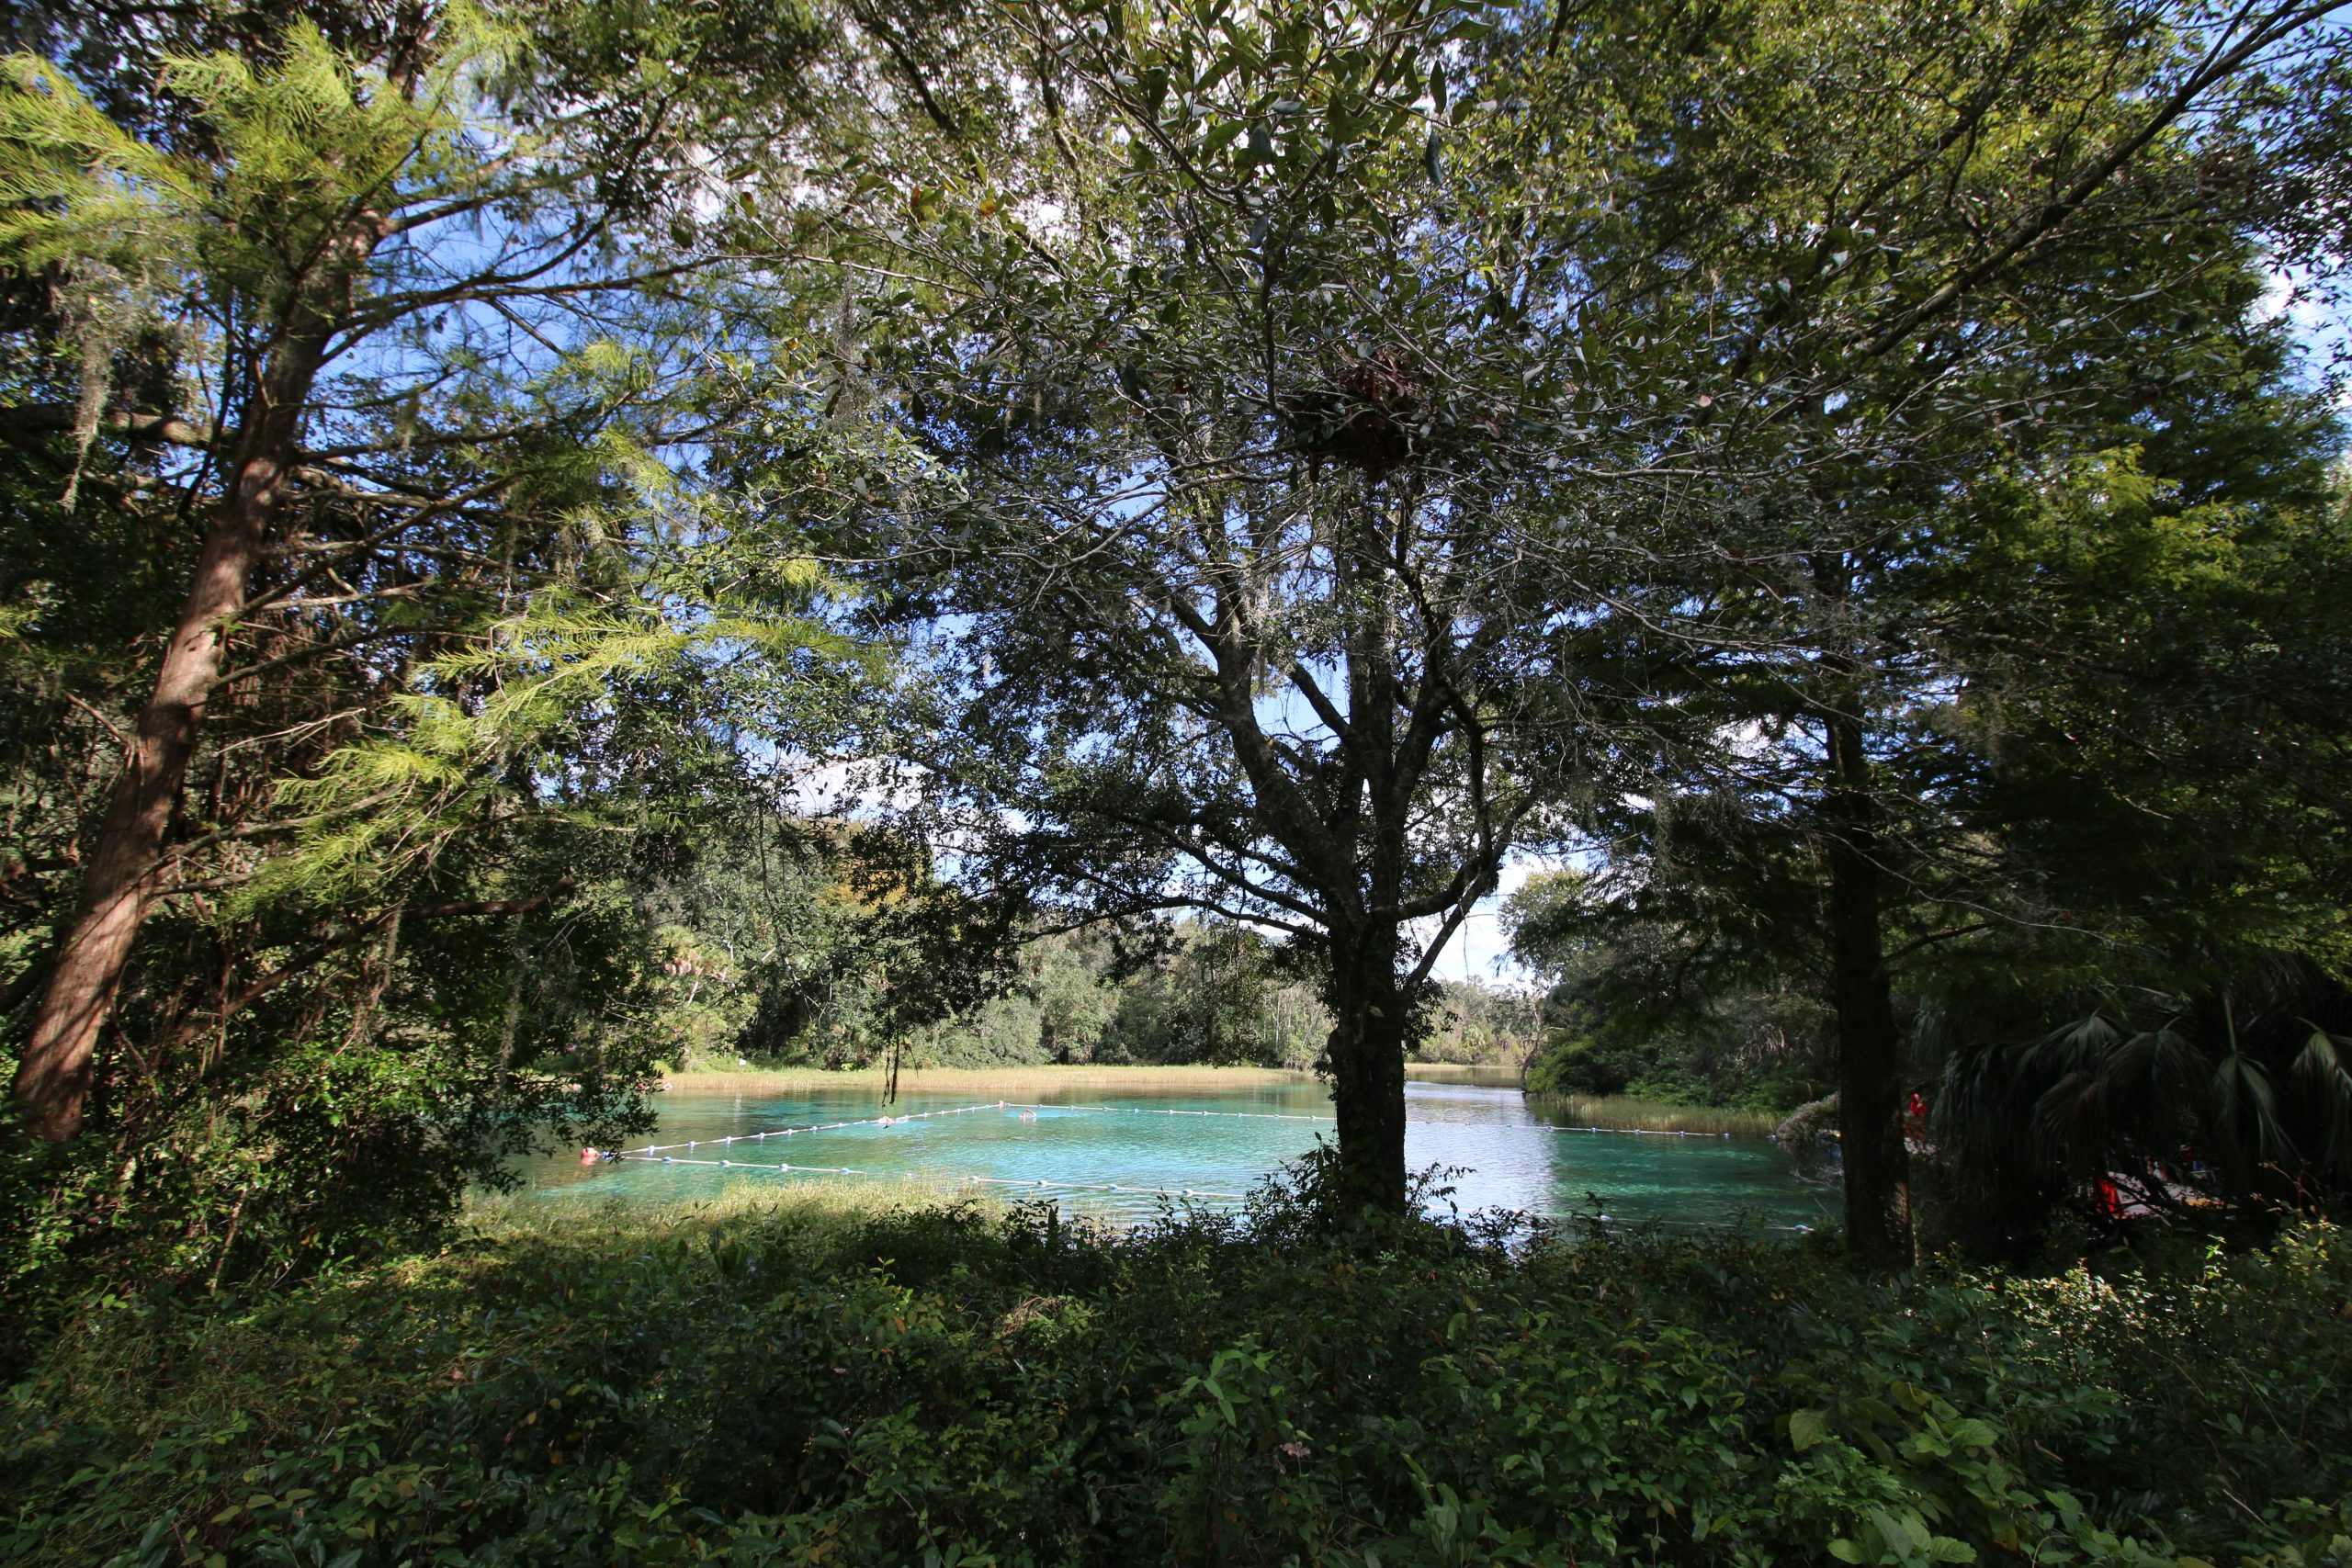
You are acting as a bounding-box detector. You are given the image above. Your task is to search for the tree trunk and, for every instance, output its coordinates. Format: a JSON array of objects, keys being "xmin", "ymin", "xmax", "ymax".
[
  {"xmin": 11, "ymin": 220, "xmax": 377, "ymax": 1141},
  {"xmin": 1823, "ymin": 712, "xmax": 1913, "ymax": 1268},
  {"xmin": 1322, "ymin": 925, "xmax": 1410, "ymax": 1215}
]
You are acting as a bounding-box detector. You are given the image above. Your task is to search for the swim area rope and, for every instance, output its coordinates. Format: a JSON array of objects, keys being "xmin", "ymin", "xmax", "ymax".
[
  {"xmin": 584, "ymin": 1099, "xmax": 1800, "ymax": 1226},
  {"xmin": 609, "ymin": 1100, "xmax": 1734, "ymax": 1160}
]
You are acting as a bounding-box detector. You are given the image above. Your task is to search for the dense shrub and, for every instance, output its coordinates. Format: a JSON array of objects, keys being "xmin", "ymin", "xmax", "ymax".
[
  {"xmin": 0, "ymin": 883, "xmax": 665, "ymax": 1381},
  {"xmin": 5, "ymin": 1168, "xmax": 2349, "ymax": 1566},
  {"xmin": 1522, "ymin": 983, "xmax": 1831, "ymax": 1113}
]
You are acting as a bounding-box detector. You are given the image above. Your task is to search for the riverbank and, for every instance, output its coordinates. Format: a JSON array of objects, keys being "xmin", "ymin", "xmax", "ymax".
[
  {"xmin": 6, "ymin": 1181, "xmax": 2346, "ymax": 1565},
  {"xmin": 661, "ymin": 1062, "xmax": 1318, "ymax": 1095},
  {"xmin": 659, "ymin": 1066, "xmax": 1783, "ymax": 1141},
  {"xmin": 1398, "ymin": 1061, "xmax": 1524, "ymax": 1082},
  {"xmin": 1522, "ymin": 1093, "xmax": 1781, "ymax": 1138}
]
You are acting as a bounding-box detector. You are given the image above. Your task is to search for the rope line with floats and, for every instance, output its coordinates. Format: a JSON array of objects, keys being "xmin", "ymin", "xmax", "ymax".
[
  {"xmin": 582, "ymin": 1100, "xmax": 1740, "ymax": 1166},
  {"xmin": 573, "ymin": 1108, "xmax": 1806, "ymax": 1226},
  {"xmin": 1540, "ymin": 1124, "xmax": 1736, "ymax": 1139},
  {"xmin": 605, "ymin": 1100, "xmax": 1012, "ymax": 1159},
  {"xmin": 575, "ymin": 1149, "xmax": 1819, "ymax": 1231}
]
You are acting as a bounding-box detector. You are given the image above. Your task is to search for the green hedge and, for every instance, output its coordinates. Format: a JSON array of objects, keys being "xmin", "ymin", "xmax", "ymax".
[{"xmin": 6, "ymin": 1181, "xmax": 2350, "ymax": 1566}]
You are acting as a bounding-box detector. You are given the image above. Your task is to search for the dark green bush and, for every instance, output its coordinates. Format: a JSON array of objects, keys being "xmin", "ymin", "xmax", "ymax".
[
  {"xmin": 5, "ymin": 1168, "xmax": 2350, "ymax": 1566},
  {"xmin": 1521, "ymin": 987, "xmax": 1831, "ymax": 1115},
  {"xmin": 0, "ymin": 883, "xmax": 666, "ymax": 1379}
]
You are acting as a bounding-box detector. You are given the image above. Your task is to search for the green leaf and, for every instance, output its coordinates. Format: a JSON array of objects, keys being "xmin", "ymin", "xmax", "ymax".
[
  {"xmin": 1789, "ymin": 1408, "xmax": 1832, "ymax": 1451},
  {"xmin": 1943, "ymin": 1417, "xmax": 1999, "ymax": 1450}
]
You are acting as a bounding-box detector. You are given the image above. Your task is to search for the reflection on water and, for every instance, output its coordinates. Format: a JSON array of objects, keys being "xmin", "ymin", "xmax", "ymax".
[{"xmin": 519, "ymin": 1079, "xmax": 1833, "ymax": 1232}]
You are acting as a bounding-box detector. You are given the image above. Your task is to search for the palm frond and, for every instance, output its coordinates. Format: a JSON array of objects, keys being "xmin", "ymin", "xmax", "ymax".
[{"xmin": 2294, "ymin": 1025, "xmax": 2352, "ymax": 1179}]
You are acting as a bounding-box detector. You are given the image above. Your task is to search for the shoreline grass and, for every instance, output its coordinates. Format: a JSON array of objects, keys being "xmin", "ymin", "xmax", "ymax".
[
  {"xmin": 655, "ymin": 1064, "xmax": 1780, "ymax": 1135},
  {"xmin": 1403, "ymin": 1061, "xmax": 1524, "ymax": 1081},
  {"xmin": 665, "ymin": 1060, "xmax": 1527, "ymax": 1094},
  {"xmin": 1527, "ymin": 1093, "xmax": 1780, "ymax": 1137},
  {"xmin": 661, "ymin": 1063, "xmax": 1318, "ymax": 1096}
]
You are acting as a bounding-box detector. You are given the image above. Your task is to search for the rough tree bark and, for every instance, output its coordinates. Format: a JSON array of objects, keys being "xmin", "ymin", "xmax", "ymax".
[
  {"xmin": 1823, "ymin": 708, "xmax": 1914, "ymax": 1268},
  {"xmin": 11, "ymin": 213, "xmax": 388, "ymax": 1142},
  {"xmin": 1321, "ymin": 924, "xmax": 1413, "ymax": 1215}
]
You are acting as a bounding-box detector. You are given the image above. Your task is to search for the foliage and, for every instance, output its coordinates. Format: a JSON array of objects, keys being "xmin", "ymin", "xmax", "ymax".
[
  {"xmin": 0, "ymin": 594, "xmax": 782, "ymax": 1365},
  {"xmin": 1932, "ymin": 963, "xmax": 2352, "ymax": 1257},
  {"xmin": 5, "ymin": 1173, "xmax": 2352, "ymax": 1565},
  {"xmin": 667, "ymin": 878, "xmax": 1334, "ymax": 1072},
  {"xmin": 0, "ymin": 0, "xmax": 870, "ymax": 1322},
  {"xmin": 1411, "ymin": 980, "xmax": 1541, "ymax": 1070},
  {"xmin": 1085, "ymin": 925, "xmax": 1330, "ymax": 1071},
  {"xmin": 1510, "ymin": 872, "xmax": 1835, "ymax": 1113},
  {"xmin": 1522, "ymin": 988, "xmax": 1832, "ymax": 1114}
]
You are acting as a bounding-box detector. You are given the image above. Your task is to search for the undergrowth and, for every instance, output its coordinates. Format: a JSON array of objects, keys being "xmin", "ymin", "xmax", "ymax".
[{"xmin": 4, "ymin": 1156, "xmax": 2349, "ymax": 1566}]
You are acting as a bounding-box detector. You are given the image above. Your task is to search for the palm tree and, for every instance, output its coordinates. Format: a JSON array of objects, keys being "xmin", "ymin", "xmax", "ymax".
[{"xmin": 1936, "ymin": 960, "xmax": 2352, "ymax": 1250}]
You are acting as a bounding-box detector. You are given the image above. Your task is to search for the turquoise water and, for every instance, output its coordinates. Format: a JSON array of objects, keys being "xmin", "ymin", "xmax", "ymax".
[{"xmin": 522, "ymin": 1078, "xmax": 1833, "ymax": 1233}]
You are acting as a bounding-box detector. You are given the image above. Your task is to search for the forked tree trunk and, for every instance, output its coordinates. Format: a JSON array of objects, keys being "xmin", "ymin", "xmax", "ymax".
[
  {"xmin": 1322, "ymin": 924, "xmax": 1410, "ymax": 1215},
  {"xmin": 1823, "ymin": 712, "xmax": 1913, "ymax": 1268},
  {"xmin": 12, "ymin": 220, "xmax": 380, "ymax": 1141}
]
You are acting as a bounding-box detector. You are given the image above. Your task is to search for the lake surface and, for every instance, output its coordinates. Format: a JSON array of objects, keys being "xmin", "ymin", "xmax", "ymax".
[{"xmin": 521, "ymin": 1078, "xmax": 1834, "ymax": 1233}]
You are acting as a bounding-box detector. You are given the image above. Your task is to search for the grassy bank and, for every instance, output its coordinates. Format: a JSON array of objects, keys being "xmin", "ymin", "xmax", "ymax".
[
  {"xmin": 660, "ymin": 1066, "xmax": 1781, "ymax": 1143},
  {"xmin": 1528, "ymin": 1093, "xmax": 1781, "ymax": 1137},
  {"xmin": 662, "ymin": 1063, "xmax": 1317, "ymax": 1096},
  {"xmin": 6, "ymin": 1174, "xmax": 2349, "ymax": 1567},
  {"xmin": 1401, "ymin": 1061, "xmax": 1525, "ymax": 1082}
]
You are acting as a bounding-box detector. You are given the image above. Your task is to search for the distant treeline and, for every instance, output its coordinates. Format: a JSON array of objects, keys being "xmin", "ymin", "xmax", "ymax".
[
  {"xmin": 752, "ymin": 921, "xmax": 1338, "ymax": 1072},
  {"xmin": 637, "ymin": 821, "xmax": 1538, "ymax": 1073},
  {"xmin": 1521, "ymin": 981, "xmax": 1835, "ymax": 1115}
]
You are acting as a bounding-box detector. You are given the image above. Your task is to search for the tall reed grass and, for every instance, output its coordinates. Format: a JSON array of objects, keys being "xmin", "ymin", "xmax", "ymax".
[
  {"xmin": 1404, "ymin": 1062, "xmax": 1525, "ymax": 1083},
  {"xmin": 1526, "ymin": 1095, "xmax": 1780, "ymax": 1137}
]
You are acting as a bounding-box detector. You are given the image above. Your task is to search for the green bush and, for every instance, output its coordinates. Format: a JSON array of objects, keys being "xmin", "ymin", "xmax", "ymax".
[
  {"xmin": 5, "ymin": 1170, "xmax": 2349, "ymax": 1566},
  {"xmin": 1521, "ymin": 985, "xmax": 1832, "ymax": 1115},
  {"xmin": 0, "ymin": 884, "xmax": 665, "ymax": 1379}
]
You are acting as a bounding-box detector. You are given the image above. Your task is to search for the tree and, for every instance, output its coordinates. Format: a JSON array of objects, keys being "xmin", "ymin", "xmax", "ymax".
[
  {"xmin": 1542, "ymin": 245, "xmax": 2346, "ymax": 1258},
  {"xmin": 804, "ymin": 0, "xmax": 2346, "ymax": 1233},
  {"xmin": 0, "ymin": 0, "xmax": 839, "ymax": 1140},
  {"xmin": 1460, "ymin": 0, "xmax": 2349, "ymax": 1262},
  {"xmin": 800, "ymin": 0, "xmax": 1665, "ymax": 1213},
  {"xmin": 1506, "ymin": 871, "xmax": 1834, "ymax": 1107}
]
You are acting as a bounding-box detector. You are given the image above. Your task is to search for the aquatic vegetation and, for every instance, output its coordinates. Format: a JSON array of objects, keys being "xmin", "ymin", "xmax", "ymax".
[{"xmin": 1527, "ymin": 1094, "xmax": 1781, "ymax": 1138}]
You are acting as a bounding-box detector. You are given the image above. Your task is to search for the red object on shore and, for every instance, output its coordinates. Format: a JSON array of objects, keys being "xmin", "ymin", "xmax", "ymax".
[{"xmin": 2098, "ymin": 1179, "xmax": 2124, "ymax": 1218}]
